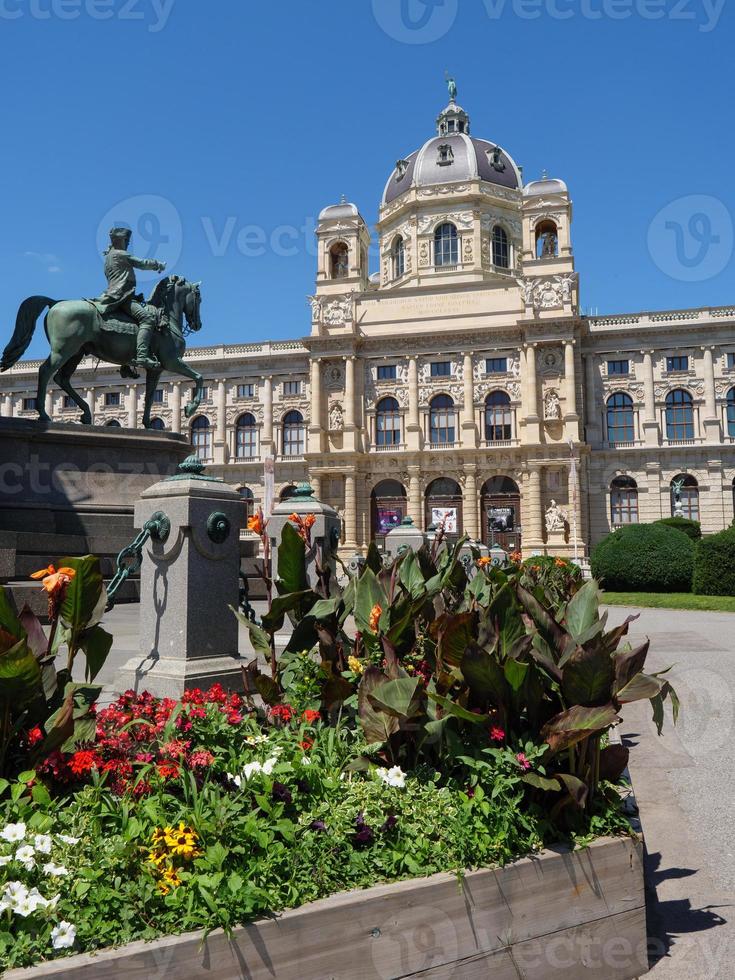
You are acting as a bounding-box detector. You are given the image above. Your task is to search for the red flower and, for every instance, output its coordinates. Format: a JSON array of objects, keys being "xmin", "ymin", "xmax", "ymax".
[
  {"xmin": 159, "ymin": 739, "xmax": 190, "ymax": 759},
  {"xmin": 226, "ymin": 710, "xmax": 243, "ymax": 726},
  {"xmin": 301, "ymin": 709, "xmax": 321, "ymax": 725},
  {"xmin": 69, "ymin": 750, "xmax": 101, "ymax": 776},
  {"xmin": 269, "ymin": 704, "xmax": 295, "ymax": 725},
  {"xmin": 516, "ymin": 752, "xmax": 531, "ymax": 772},
  {"xmin": 156, "ymin": 760, "xmax": 180, "ymax": 780},
  {"xmin": 489, "ymin": 726, "xmax": 506, "ymax": 743},
  {"xmin": 188, "ymin": 750, "xmax": 215, "ymax": 768},
  {"xmin": 298, "ymin": 738, "xmax": 314, "ymax": 751},
  {"xmin": 27, "ymin": 726, "xmax": 43, "ymax": 746}
]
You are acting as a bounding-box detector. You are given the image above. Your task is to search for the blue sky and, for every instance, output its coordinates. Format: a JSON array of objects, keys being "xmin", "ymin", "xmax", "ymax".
[{"xmin": 1, "ymin": 0, "xmax": 733, "ymax": 359}]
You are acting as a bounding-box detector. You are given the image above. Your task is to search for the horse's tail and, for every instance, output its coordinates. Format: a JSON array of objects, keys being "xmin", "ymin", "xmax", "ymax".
[{"xmin": 0, "ymin": 296, "xmax": 57, "ymax": 372}]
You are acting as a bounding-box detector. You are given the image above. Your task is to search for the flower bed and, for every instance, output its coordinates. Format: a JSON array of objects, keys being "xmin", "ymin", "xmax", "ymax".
[{"xmin": 0, "ymin": 531, "xmax": 677, "ymax": 972}]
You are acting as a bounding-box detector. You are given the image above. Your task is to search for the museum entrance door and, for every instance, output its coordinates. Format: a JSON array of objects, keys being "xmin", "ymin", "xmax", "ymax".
[
  {"xmin": 371, "ymin": 479, "xmax": 407, "ymax": 549},
  {"xmin": 481, "ymin": 476, "xmax": 521, "ymax": 552},
  {"xmin": 424, "ymin": 478, "xmax": 463, "ymax": 545}
]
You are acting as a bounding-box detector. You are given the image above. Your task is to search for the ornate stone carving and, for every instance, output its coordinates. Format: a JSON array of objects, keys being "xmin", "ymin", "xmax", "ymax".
[
  {"xmin": 323, "ymin": 363, "xmax": 344, "ymax": 389},
  {"xmin": 545, "ymin": 499, "xmax": 568, "ymax": 532},
  {"xmin": 417, "ymin": 183, "xmax": 471, "ymax": 198},
  {"xmin": 537, "ymin": 347, "xmax": 563, "ymax": 375},
  {"xmin": 328, "ymin": 402, "xmax": 344, "ymax": 430},
  {"xmin": 543, "ymin": 389, "xmax": 562, "ymax": 420},
  {"xmin": 517, "ymin": 273, "xmax": 577, "ymax": 312},
  {"xmin": 463, "ymin": 236, "xmax": 474, "ymax": 264},
  {"xmin": 419, "ymin": 241, "xmax": 430, "ymax": 268},
  {"xmin": 322, "ymin": 295, "xmax": 353, "ymax": 327},
  {"xmin": 417, "ymin": 210, "xmax": 473, "ymax": 235}
]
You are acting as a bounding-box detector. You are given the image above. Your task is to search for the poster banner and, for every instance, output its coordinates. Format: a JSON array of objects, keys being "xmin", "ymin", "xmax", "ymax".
[
  {"xmin": 431, "ymin": 507, "xmax": 458, "ymax": 533},
  {"xmin": 377, "ymin": 507, "xmax": 402, "ymax": 535},
  {"xmin": 487, "ymin": 506, "xmax": 515, "ymax": 533}
]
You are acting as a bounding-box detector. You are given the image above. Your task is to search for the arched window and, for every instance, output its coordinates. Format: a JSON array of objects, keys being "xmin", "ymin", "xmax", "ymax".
[
  {"xmin": 282, "ymin": 410, "xmax": 304, "ymax": 457},
  {"xmin": 392, "ymin": 236, "xmax": 405, "ymax": 279},
  {"xmin": 610, "ymin": 477, "xmax": 638, "ymax": 525},
  {"xmin": 429, "ymin": 394, "xmax": 455, "ymax": 445},
  {"xmin": 606, "ymin": 393, "xmax": 635, "ymax": 444},
  {"xmin": 434, "ymin": 223, "xmax": 458, "ymax": 267},
  {"xmin": 105, "ymin": 419, "xmax": 121, "ymax": 427},
  {"xmin": 425, "ymin": 477, "xmax": 463, "ymax": 538},
  {"xmin": 329, "ymin": 242, "xmax": 349, "ymax": 279},
  {"xmin": 235, "ymin": 412, "xmax": 257, "ymax": 459},
  {"xmin": 671, "ymin": 474, "xmax": 699, "ymax": 520},
  {"xmin": 148, "ymin": 417, "xmax": 165, "ymax": 431},
  {"xmin": 190, "ymin": 416, "xmax": 212, "ymax": 461},
  {"xmin": 727, "ymin": 388, "xmax": 735, "ymax": 438},
  {"xmin": 371, "ymin": 479, "xmax": 407, "ymax": 541},
  {"xmin": 535, "ymin": 220, "xmax": 558, "ymax": 258},
  {"xmin": 239, "ymin": 486, "xmax": 254, "ymax": 521},
  {"xmin": 484, "ymin": 391, "xmax": 512, "ymax": 442},
  {"xmin": 376, "ymin": 396, "xmax": 401, "ymax": 447},
  {"xmin": 665, "ymin": 389, "xmax": 694, "ymax": 440},
  {"xmin": 491, "ymin": 225, "xmax": 510, "ymax": 268}
]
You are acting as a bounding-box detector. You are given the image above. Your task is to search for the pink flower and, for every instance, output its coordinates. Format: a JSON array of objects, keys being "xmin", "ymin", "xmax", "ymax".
[
  {"xmin": 516, "ymin": 752, "xmax": 531, "ymax": 772},
  {"xmin": 489, "ymin": 726, "xmax": 505, "ymax": 743}
]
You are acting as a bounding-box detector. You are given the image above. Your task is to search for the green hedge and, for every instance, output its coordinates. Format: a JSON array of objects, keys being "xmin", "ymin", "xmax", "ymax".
[
  {"xmin": 591, "ymin": 523, "xmax": 694, "ymax": 593},
  {"xmin": 693, "ymin": 526, "xmax": 735, "ymax": 596},
  {"xmin": 655, "ymin": 516, "xmax": 702, "ymax": 540}
]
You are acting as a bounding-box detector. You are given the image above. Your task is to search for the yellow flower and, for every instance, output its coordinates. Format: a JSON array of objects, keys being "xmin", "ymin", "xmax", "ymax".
[
  {"xmin": 477, "ymin": 557, "xmax": 491, "ymax": 567},
  {"xmin": 348, "ymin": 655, "xmax": 364, "ymax": 675},
  {"xmin": 368, "ymin": 603, "xmax": 382, "ymax": 632}
]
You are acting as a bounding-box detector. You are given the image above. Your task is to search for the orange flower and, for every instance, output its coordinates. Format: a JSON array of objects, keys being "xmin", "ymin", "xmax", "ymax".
[
  {"xmin": 288, "ymin": 512, "xmax": 316, "ymax": 543},
  {"xmin": 477, "ymin": 557, "xmax": 491, "ymax": 567},
  {"xmin": 247, "ymin": 512, "xmax": 265, "ymax": 535},
  {"xmin": 368, "ymin": 603, "xmax": 382, "ymax": 632},
  {"xmin": 554, "ymin": 557, "xmax": 566, "ymax": 568},
  {"xmin": 303, "ymin": 514, "xmax": 316, "ymax": 529},
  {"xmin": 288, "ymin": 512, "xmax": 300, "ymax": 523},
  {"xmin": 509, "ymin": 551, "xmax": 522, "ymax": 563},
  {"xmin": 30, "ymin": 564, "xmax": 76, "ymax": 595}
]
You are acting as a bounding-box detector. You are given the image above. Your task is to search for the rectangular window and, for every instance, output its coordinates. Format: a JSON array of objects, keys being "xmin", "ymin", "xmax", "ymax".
[
  {"xmin": 377, "ymin": 365, "xmax": 397, "ymax": 381},
  {"xmin": 152, "ymin": 388, "xmax": 164, "ymax": 404},
  {"xmin": 63, "ymin": 395, "xmax": 75, "ymax": 409},
  {"xmin": 191, "ymin": 386, "xmax": 210, "ymax": 402},
  {"xmin": 430, "ymin": 361, "xmax": 451, "ymax": 378},
  {"xmin": 283, "ymin": 381, "xmax": 301, "ymax": 396},
  {"xmin": 237, "ymin": 383, "xmax": 255, "ymax": 398},
  {"xmin": 727, "ymin": 353, "xmax": 735, "ymax": 370},
  {"xmin": 485, "ymin": 357, "xmax": 508, "ymax": 375},
  {"xmin": 607, "ymin": 359, "xmax": 629, "ymax": 376},
  {"xmin": 666, "ymin": 355, "xmax": 689, "ymax": 372},
  {"xmin": 104, "ymin": 392, "xmax": 120, "ymax": 407},
  {"xmin": 23, "ymin": 397, "xmax": 38, "ymax": 411}
]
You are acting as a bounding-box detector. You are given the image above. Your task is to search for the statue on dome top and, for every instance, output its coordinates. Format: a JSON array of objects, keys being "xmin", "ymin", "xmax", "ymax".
[{"xmin": 445, "ymin": 74, "xmax": 457, "ymax": 103}]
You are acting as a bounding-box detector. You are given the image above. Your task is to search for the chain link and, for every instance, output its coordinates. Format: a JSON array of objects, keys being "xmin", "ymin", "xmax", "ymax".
[{"xmin": 105, "ymin": 512, "xmax": 170, "ymax": 611}]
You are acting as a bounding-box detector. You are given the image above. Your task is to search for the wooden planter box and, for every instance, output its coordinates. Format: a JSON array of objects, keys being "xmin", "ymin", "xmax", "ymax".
[{"xmin": 8, "ymin": 835, "xmax": 647, "ymax": 980}]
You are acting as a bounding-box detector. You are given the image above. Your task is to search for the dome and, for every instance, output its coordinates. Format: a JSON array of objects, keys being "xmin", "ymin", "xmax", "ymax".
[
  {"xmin": 523, "ymin": 175, "xmax": 568, "ymax": 197},
  {"xmin": 318, "ymin": 200, "xmax": 360, "ymax": 221},
  {"xmin": 382, "ymin": 100, "xmax": 522, "ymax": 206}
]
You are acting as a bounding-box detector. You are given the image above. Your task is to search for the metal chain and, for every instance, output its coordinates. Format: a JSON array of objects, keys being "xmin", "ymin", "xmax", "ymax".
[{"xmin": 105, "ymin": 512, "xmax": 170, "ymax": 611}]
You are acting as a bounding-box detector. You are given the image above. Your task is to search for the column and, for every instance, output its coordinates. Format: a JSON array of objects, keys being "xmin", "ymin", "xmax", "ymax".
[
  {"xmin": 45, "ymin": 390, "xmax": 53, "ymax": 419},
  {"xmin": 86, "ymin": 388, "xmax": 95, "ymax": 425},
  {"xmin": 524, "ymin": 466, "xmax": 543, "ymax": 551},
  {"xmin": 461, "ymin": 352, "xmax": 477, "ymax": 448},
  {"xmin": 310, "ymin": 475, "xmax": 321, "ymax": 501},
  {"xmin": 408, "ymin": 465, "xmax": 422, "ymax": 529},
  {"xmin": 463, "ymin": 467, "xmax": 479, "ymax": 540},
  {"xmin": 127, "ymin": 384, "xmax": 138, "ymax": 428},
  {"xmin": 583, "ymin": 353, "xmax": 601, "ymax": 445},
  {"xmin": 171, "ymin": 382, "xmax": 181, "ymax": 434},
  {"xmin": 309, "ymin": 358, "xmax": 322, "ymax": 453},
  {"xmin": 344, "ymin": 355, "xmax": 356, "ymax": 451},
  {"xmin": 407, "ymin": 356, "xmax": 420, "ymax": 450},
  {"xmin": 1, "ymin": 394, "xmax": 11, "ymax": 418},
  {"xmin": 564, "ymin": 340, "xmax": 579, "ymax": 440},
  {"xmin": 344, "ymin": 473, "xmax": 357, "ymax": 548},
  {"xmin": 214, "ymin": 379, "xmax": 227, "ymax": 463},
  {"xmin": 641, "ymin": 350, "xmax": 659, "ymax": 447},
  {"xmin": 567, "ymin": 460, "xmax": 583, "ymax": 560},
  {"xmin": 262, "ymin": 376, "xmax": 273, "ymax": 451},
  {"xmin": 701, "ymin": 346, "xmax": 721, "ymax": 442},
  {"xmin": 523, "ymin": 344, "xmax": 540, "ymax": 442}
]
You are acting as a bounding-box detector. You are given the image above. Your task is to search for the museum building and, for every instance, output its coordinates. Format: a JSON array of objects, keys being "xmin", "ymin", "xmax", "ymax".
[{"xmin": 3, "ymin": 94, "xmax": 735, "ymax": 556}]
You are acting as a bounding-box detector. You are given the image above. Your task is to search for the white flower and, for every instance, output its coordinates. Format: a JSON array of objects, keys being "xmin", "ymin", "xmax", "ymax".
[
  {"xmin": 33, "ymin": 834, "xmax": 53, "ymax": 854},
  {"xmin": 43, "ymin": 862, "xmax": 69, "ymax": 877},
  {"xmin": 3, "ymin": 881, "xmax": 28, "ymax": 903},
  {"xmin": 0, "ymin": 823, "xmax": 26, "ymax": 843},
  {"xmin": 51, "ymin": 921, "xmax": 76, "ymax": 949},
  {"xmin": 15, "ymin": 844, "xmax": 36, "ymax": 868},
  {"xmin": 14, "ymin": 896, "xmax": 40, "ymax": 917},
  {"xmin": 299, "ymin": 756, "xmax": 312, "ymax": 766},
  {"xmin": 241, "ymin": 761, "xmax": 263, "ymax": 780},
  {"xmin": 56, "ymin": 834, "xmax": 80, "ymax": 846},
  {"xmin": 262, "ymin": 757, "xmax": 278, "ymax": 774},
  {"xmin": 245, "ymin": 734, "xmax": 269, "ymax": 746},
  {"xmin": 376, "ymin": 765, "xmax": 407, "ymax": 789},
  {"xmin": 0, "ymin": 855, "xmax": 11, "ymax": 866}
]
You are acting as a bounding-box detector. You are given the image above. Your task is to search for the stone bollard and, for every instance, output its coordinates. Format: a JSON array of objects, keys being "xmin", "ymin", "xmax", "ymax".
[
  {"xmin": 268, "ymin": 483, "xmax": 341, "ymax": 591},
  {"xmin": 116, "ymin": 458, "xmax": 245, "ymax": 697},
  {"xmin": 384, "ymin": 516, "xmax": 427, "ymax": 558}
]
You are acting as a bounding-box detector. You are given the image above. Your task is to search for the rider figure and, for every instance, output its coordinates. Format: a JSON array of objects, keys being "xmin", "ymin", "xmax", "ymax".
[{"xmin": 96, "ymin": 226, "xmax": 166, "ymax": 371}]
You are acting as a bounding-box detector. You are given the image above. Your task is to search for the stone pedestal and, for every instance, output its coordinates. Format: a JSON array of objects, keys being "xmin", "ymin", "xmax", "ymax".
[
  {"xmin": 268, "ymin": 483, "xmax": 341, "ymax": 591},
  {"xmin": 385, "ymin": 516, "xmax": 427, "ymax": 558},
  {"xmin": 544, "ymin": 528, "xmax": 568, "ymax": 555},
  {"xmin": 116, "ymin": 470, "xmax": 246, "ymax": 697}
]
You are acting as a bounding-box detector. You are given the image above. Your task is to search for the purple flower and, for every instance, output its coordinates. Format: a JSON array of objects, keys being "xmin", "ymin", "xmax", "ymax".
[
  {"xmin": 296, "ymin": 778, "xmax": 310, "ymax": 794},
  {"xmin": 272, "ymin": 781, "xmax": 292, "ymax": 804},
  {"xmin": 353, "ymin": 812, "xmax": 375, "ymax": 846},
  {"xmin": 310, "ymin": 819, "xmax": 327, "ymax": 832},
  {"xmin": 381, "ymin": 814, "xmax": 398, "ymax": 833}
]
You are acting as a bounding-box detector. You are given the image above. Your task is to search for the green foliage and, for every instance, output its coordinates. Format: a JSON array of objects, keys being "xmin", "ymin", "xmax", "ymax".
[
  {"xmin": 693, "ymin": 525, "xmax": 735, "ymax": 596},
  {"xmin": 591, "ymin": 523, "xmax": 694, "ymax": 592},
  {"xmin": 655, "ymin": 516, "xmax": 702, "ymax": 540}
]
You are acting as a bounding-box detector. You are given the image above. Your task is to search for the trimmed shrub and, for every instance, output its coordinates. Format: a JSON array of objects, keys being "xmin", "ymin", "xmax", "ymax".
[
  {"xmin": 655, "ymin": 516, "xmax": 702, "ymax": 541},
  {"xmin": 693, "ymin": 526, "xmax": 735, "ymax": 596},
  {"xmin": 591, "ymin": 523, "xmax": 694, "ymax": 593}
]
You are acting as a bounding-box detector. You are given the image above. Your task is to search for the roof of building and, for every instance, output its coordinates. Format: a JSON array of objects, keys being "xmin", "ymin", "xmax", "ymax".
[{"xmin": 523, "ymin": 175, "xmax": 568, "ymax": 198}]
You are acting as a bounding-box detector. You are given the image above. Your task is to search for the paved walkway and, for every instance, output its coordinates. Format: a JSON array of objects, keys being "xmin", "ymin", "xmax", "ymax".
[
  {"xmin": 607, "ymin": 605, "xmax": 735, "ymax": 979},
  {"xmin": 85, "ymin": 602, "xmax": 734, "ymax": 978}
]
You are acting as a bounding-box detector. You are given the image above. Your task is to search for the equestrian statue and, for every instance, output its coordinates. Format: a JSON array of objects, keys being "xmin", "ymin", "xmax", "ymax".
[{"xmin": 1, "ymin": 225, "xmax": 205, "ymax": 428}]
